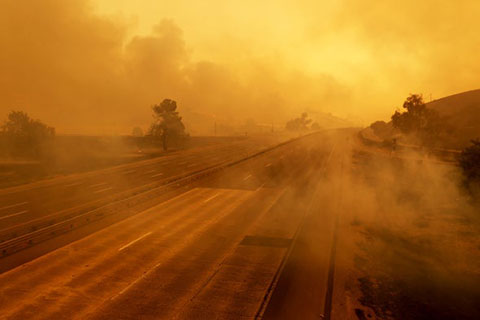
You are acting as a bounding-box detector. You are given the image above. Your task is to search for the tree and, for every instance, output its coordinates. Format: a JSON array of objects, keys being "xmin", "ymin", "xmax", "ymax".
[
  {"xmin": 391, "ymin": 94, "xmax": 442, "ymax": 145},
  {"xmin": 286, "ymin": 112, "xmax": 312, "ymax": 131},
  {"xmin": 1, "ymin": 111, "xmax": 55, "ymax": 158},
  {"xmin": 148, "ymin": 99, "xmax": 187, "ymax": 151},
  {"xmin": 459, "ymin": 139, "xmax": 480, "ymax": 198}
]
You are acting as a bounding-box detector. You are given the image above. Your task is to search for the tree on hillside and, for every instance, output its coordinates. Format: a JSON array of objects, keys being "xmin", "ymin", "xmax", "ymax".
[
  {"xmin": 459, "ymin": 139, "xmax": 480, "ymax": 198},
  {"xmin": 391, "ymin": 94, "xmax": 442, "ymax": 145},
  {"xmin": 148, "ymin": 99, "xmax": 187, "ymax": 151},
  {"xmin": 286, "ymin": 112, "xmax": 312, "ymax": 131},
  {"xmin": 0, "ymin": 111, "xmax": 55, "ymax": 158}
]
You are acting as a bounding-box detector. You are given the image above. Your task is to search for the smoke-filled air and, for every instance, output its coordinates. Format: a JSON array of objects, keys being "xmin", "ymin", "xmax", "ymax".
[
  {"xmin": 1, "ymin": 0, "xmax": 479, "ymax": 134},
  {"xmin": 0, "ymin": 1, "xmax": 479, "ymax": 320}
]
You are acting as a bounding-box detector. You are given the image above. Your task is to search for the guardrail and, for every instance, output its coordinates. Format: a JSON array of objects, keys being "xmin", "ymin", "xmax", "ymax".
[{"xmin": 0, "ymin": 132, "xmax": 321, "ymax": 258}]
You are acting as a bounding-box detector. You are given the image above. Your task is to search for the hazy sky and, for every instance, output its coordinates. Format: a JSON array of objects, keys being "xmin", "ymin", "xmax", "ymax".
[{"xmin": 1, "ymin": 0, "xmax": 479, "ymax": 134}]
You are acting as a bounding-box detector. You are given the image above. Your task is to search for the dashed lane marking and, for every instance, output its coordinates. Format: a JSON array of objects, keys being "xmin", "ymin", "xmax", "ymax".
[
  {"xmin": 94, "ymin": 187, "xmax": 113, "ymax": 194},
  {"xmin": 203, "ymin": 193, "xmax": 220, "ymax": 203},
  {"xmin": 64, "ymin": 181, "xmax": 83, "ymax": 187},
  {"xmin": 90, "ymin": 182, "xmax": 108, "ymax": 188},
  {"xmin": 118, "ymin": 232, "xmax": 153, "ymax": 251},
  {"xmin": 151, "ymin": 173, "xmax": 164, "ymax": 178},
  {"xmin": 0, "ymin": 201, "xmax": 28, "ymax": 211},
  {"xmin": 243, "ymin": 174, "xmax": 252, "ymax": 181},
  {"xmin": 255, "ymin": 182, "xmax": 266, "ymax": 192},
  {"xmin": 0, "ymin": 210, "xmax": 28, "ymax": 221}
]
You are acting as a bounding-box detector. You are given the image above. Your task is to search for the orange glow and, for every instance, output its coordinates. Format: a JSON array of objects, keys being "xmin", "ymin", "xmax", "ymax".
[{"xmin": 1, "ymin": 0, "xmax": 479, "ymax": 134}]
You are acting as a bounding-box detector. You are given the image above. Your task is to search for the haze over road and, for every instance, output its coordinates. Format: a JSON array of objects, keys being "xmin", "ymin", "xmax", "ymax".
[
  {"xmin": 2, "ymin": 129, "xmax": 475, "ymax": 319},
  {"xmin": 0, "ymin": 137, "xmax": 279, "ymax": 231},
  {"xmin": 0, "ymin": 130, "xmax": 354, "ymax": 319}
]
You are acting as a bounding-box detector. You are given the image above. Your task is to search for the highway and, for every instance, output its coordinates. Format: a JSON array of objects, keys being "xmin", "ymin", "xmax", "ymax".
[
  {"xmin": 0, "ymin": 137, "xmax": 283, "ymax": 245},
  {"xmin": 0, "ymin": 131, "xmax": 348, "ymax": 319}
]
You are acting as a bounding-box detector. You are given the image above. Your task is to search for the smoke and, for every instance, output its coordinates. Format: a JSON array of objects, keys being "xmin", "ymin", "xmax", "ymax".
[
  {"xmin": 0, "ymin": 0, "xmax": 128, "ymax": 133},
  {"xmin": 334, "ymin": 135, "xmax": 480, "ymax": 317},
  {"xmin": 0, "ymin": 0, "xmax": 351, "ymax": 135},
  {"xmin": 2, "ymin": 0, "xmax": 479, "ymax": 134},
  {"xmin": 332, "ymin": 0, "xmax": 480, "ymax": 108},
  {"xmin": 302, "ymin": 131, "xmax": 480, "ymax": 318}
]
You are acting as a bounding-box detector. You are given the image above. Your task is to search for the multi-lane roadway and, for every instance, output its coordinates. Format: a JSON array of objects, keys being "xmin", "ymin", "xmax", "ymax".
[
  {"xmin": 0, "ymin": 132, "xmax": 349, "ymax": 319},
  {"xmin": 0, "ymin": 137, "xmax": 280, "ymax": 232}
]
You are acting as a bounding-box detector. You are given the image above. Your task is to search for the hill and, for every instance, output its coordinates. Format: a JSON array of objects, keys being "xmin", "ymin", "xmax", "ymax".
[
  {"xmin": 427, "ymin": 89, "xmax": 480, "ymax": 148},
  {"xmin": 367, "ymin": 89, "xmax": 480, "ymax": 149}
]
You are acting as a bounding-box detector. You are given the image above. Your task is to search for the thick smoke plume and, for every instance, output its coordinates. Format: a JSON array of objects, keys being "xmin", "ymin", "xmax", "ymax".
[{"xmin": 0, "ymin": 0, "xmax": 350, "ymax": 135}]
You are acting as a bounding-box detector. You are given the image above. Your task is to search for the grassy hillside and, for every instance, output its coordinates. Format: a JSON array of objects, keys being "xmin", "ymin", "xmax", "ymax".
[
  {"xmin": 367, "ymin": 89, "xmax": 480, "ymax": 149},
  {"xmin": 427, "ymin": 89, "xmax": 480, "ymax": 148}
]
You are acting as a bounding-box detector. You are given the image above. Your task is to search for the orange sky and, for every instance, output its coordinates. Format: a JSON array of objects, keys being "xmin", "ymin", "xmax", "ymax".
[{"xmin": 1, "ymin": 0, "xmax": 479, "ymax": 134}]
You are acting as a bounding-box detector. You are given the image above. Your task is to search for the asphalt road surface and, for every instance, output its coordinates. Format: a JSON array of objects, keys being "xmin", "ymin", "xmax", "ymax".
[
  {"xmin": 0, "ymin": 131, "xmax": 350, "ymax": 319},
  {"xmin": 0, "ymin": 137, "xmax": 280, "ymax": 232}
]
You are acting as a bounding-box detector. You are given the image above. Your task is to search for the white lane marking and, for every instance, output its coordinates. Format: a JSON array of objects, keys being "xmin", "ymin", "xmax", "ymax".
[
  {"xmin": 151, "ymin": 173, "xmax": 164, "ymax": 178},
  {"xmin": 94, "ymin": 187, "xmax": 113, "ymax": 194},
  {"xmin": 145, "ymin": 169, "xmax": 157, "ymax": 174},
  {"xmin": 203, "ymin": 193, "xmax": 220, "ymax": 203},
  {"xmin": 64, "ymin": 181, "xmax": 83, "ymax": 187},
  {"xmin": 90, "ymin": 182, "xmax": 108, "ymax": 188},
  {"xmin": 243, "ymin": 174, "xmax": 252, "ymax": 181},
  {"xmin": 119, "ymin": 232, "xmax": 152, "ymax": 251},
  {"xmin": 186, "ymin": 163, "xmax": 196, "ymax": 168},
  {"xmin": 255, "ymin": 182, "xmax": 266, "ymax": 192},
  {"xmin": 123, "ymin": 169, "xmax": 137, "ymax": 174},
  {"xmin": 110, "ymin": 188, "xmax": 246, "ymax": 301},
  {"xmin": 113, "ymin": 265, "xmax": 153, "ymax": 299},
  {"xmin": 265, "ymin": 163, "xmax": 272, "ymax": 168},
  {"xmin": 0, "ymin": 201, "xmax": 28, "ymax": 211},
  {"xmin": 0, "ymin": 210, "xmax": 28, "ymax": 221}
]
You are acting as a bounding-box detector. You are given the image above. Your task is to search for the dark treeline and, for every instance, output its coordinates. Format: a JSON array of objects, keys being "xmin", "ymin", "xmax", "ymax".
[
  {"xmin": 0, "ymin": 111, "xmax": 55, "ymax": 159},
  {"xmin": 0, "ymin": 99, "xmax": 190, "ymax": 161}
]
